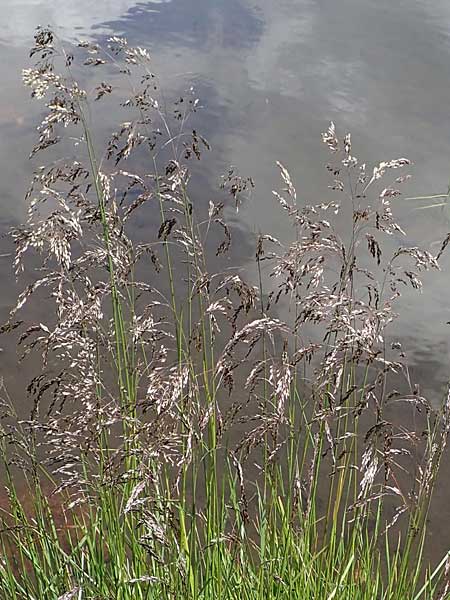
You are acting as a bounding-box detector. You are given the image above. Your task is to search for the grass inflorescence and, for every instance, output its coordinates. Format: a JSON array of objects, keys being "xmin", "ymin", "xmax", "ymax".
[{"xmin": 0, "ymin": 27, "xmax": 449, "ymax": 599}]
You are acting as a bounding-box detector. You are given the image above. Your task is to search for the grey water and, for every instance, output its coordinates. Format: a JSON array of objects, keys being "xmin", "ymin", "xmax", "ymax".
[{"xmin": 1, "ymin": 0, "xmax": 450, "ymax": 561}]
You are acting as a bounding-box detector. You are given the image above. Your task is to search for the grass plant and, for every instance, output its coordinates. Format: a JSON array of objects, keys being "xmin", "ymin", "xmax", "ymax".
[{"xmin": 0, "ymin": 28, "xmax": 449, "ymax": 599}]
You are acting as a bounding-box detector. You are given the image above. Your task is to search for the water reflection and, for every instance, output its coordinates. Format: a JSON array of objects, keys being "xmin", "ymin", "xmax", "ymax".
[
  {"xmin": 0, "ymin": 0, "xmax": 449, "ymax": 569},
  {"xmin": 0, "ymin": 0, "xmax": 171, "ymax": 45}
]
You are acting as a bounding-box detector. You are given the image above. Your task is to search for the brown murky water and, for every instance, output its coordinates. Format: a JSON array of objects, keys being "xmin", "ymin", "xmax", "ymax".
[{"xmin": 1, "ymin": 0, "xmax": 450, "ymax": 565}]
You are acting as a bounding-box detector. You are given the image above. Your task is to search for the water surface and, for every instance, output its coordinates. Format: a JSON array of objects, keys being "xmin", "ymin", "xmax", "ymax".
[{"xmin": 1, "ymin": 0, "xmax": 450, "ymax": 560}]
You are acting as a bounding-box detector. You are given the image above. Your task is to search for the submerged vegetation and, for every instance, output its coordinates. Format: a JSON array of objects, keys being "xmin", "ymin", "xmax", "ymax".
[{"xmin": 0, "ymin": 28, "xmax": 450, "ymax": 599}]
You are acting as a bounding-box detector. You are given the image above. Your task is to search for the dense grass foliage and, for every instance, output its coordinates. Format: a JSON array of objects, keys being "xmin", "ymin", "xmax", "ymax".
[{"xmin": 0, "ymin": 28, "xmax": 450, "ymax": 599}]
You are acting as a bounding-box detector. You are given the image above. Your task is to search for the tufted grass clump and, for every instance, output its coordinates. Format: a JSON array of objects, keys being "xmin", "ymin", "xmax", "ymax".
[{"xmin": 0, "ymin": 28, "xmax": 450, "ymax": 599}]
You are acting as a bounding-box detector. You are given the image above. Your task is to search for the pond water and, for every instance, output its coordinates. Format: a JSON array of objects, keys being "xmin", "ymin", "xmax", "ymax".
[{"xmin": 1, "ymin": 0, "xmax": 450, "ymax": 562}]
